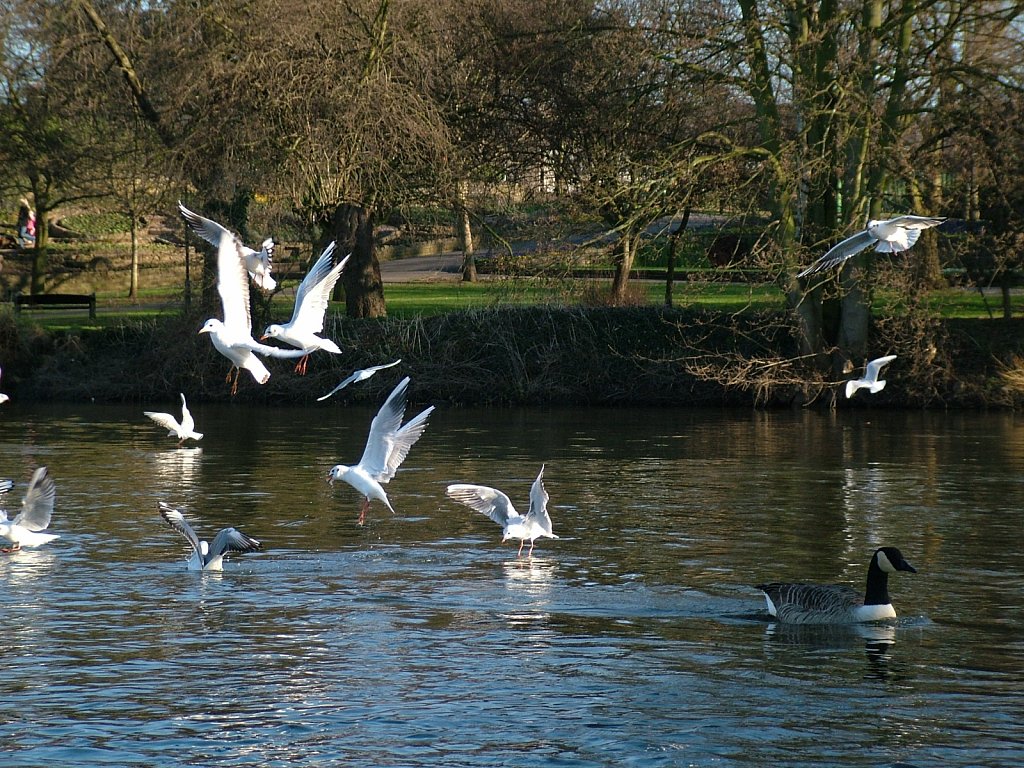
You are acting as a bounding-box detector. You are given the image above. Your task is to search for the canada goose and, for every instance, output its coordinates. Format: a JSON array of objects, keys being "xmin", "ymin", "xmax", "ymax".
[{"xmin": 757, "ymin": 547, "xmax": 917, "ymax": 624}]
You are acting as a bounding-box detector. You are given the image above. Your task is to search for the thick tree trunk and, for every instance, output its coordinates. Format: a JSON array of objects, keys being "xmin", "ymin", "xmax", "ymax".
[
  {"xmin": 610, "ymin": 233, "xmax": 636, "ymax": 304},
  {"xmin": 29, "ymin": 217, "xmax": 48, "ymax": 295},
  {"xmin": 333, "ymin": 203, "xmax": 386, "ymax": 318}
]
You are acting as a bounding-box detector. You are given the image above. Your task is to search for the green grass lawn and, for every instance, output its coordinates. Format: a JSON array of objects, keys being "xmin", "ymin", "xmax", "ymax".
[{"xmin": 10, "ymin": 277, "xmax": 1018, "ymax": 332}]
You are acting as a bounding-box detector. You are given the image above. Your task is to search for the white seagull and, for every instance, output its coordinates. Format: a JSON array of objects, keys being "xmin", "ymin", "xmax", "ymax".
[
  {"xmin": 182, "ymin": 207, "xmax": 308, "ymax": 394},
  {"xmin": 158, "ymin": 502, "xmax": 262, "ymax": 571},
  {"xmin": 178, "ymin": 201, "xmax": 277, "ymax": 290},
  {"xmin": 327, "ymin": 376, "xmax": 435, "ymax": 525},
  {"xmin": 317, "ymin": 359, "xmax": 402, "ymax": 402},
  {"xmin": 0, "ymin": 467, "xmax": 59, "ymax": 552},
  {"xmin": 446, "ymin": 465, "xmax": 559, "ymax": 557},
  {"xmin": 261, "ymin": 242, "xmax": 348, "ymax": 374},
  {"xmin": 144, "ymin": 393, "xmax": 204, "ymax": 446},
  {"xmin": 845, "ymin": 354, "xmax": 896, "ymax": 399},
  {"xmin": 0, "ymin": 365, "xmax": 8, "ymax": 404},
  {"xmin": 798, "ymin": 215, "xmax": 947, "ymax": 277}
]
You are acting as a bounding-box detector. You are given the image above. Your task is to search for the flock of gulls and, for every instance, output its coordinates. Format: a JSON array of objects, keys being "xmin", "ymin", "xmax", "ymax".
[{"xmin": 0, "ymin": 207, "xmax": 939, "ymax": 624}]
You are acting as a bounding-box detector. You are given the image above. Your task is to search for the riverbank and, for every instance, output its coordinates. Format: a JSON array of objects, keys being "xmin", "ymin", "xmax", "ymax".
[{"xmin": 1, "ymin": 305, "xmax": 1021, "ymax": 408}]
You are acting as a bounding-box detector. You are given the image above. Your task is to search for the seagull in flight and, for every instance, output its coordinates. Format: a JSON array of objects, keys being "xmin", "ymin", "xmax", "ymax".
[
  {"xmin": 446, "ymin": 465, "xmax": 559, "ymax": 557},
  {"xmin": 327, "ymin": 376, "xmax": 435, "ymax": 525},
  {"xmin": 178, "ymin": 201, "xmax": 277, "ymax": 290},
  {"xmin": 798, "ymin": 215, "xmax": 946, "ymax": 277},
  {"xmin": 845, "ymin": 354, "xmax": 896, "ymax": 398},
  {"xmin": 317, "ymin": 360, "xmax": 402, "ymax": 402},
  {"xmin": 0, "ymin": 467, "xmax": 59, "ymax": 552},
  {"xmin": 181, "ymin": 206, "xmax": 308, "ymax": 394},
  {"xmin": 144, "ymin": 393, "xmax": 203, "ymax": 446},
  {"xmin": 261, "ymin": 242, "xmax": 348, "ymax": 375},
  {"xmin": 0, "ymin": 366, "xmax": 8, "ymax": 404},
  {"xmin": 158, "ymin": 502, "xmax": 262, "ymax": 571}
]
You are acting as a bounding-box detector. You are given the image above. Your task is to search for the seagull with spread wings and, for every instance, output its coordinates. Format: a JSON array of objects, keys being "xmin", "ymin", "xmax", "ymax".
[
  {"xmin": 0, "ymin": 365, "xmax": 8, "ymax": 404},
  {"xmin": 144, "ymin": 393, "xmax": 203, "ymax": 446},
  {"xmin": 798, "ymin": 215, "xmax": 946, "ymax": 278},
  {"xmin": 180, "ymin": 205, "xmax": 308, "ymax": 394},
  {"xmin": 446, "ymin": 465, "xmax": 559, "ymax": 557},
  {"xmin": 0, "ymin": 467, "xmax": 59, "ymax": 552},
  {"xmin": 178, "ymin": 202, "xmax": 277, "ymax": 290},
  {"xmin": 261, "ymin": 242, "xmax": 348, "ymax": 374},
  {"xmin": 327, "ymin": 376, "xmax": 435, "ymax": 525},
  {"xmin": 158, "ymin": 502, "xmax": 262, "ymax": 571},
  {"xmin": 317, "ymin": 359, "xmax": 402, "ymax": 402},
  {"xmin": 845, "ymin": 354, "xmax": 897, "ymax": 399}
]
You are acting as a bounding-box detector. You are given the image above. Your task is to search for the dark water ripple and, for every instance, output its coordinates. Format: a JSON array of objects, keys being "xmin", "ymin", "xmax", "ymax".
[{"xmin": 1, "ymin": 404, "xmax": 1023, "ymax": 766}]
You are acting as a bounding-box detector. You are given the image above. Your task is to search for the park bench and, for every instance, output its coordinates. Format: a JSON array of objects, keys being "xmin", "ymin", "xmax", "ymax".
[{"xmin": 14, "ymin": 292, "xmax": 97, "ymax": 319}]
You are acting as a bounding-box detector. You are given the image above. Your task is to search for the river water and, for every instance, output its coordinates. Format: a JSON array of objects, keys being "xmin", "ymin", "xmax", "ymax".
[{"xmin": 1, "ymin": 400, "xmax": 1022, "ymax": 767}]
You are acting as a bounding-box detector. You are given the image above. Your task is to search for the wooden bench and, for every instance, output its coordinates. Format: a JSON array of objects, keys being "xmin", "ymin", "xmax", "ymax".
[{"xmin": 14, "ymin": 293, "xmax": 97, "ymax": 319}]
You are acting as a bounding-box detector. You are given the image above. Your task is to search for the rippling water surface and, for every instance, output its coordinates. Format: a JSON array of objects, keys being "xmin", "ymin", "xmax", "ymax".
[{"xmin": 1, "ymin": 401, "xmax": 1022, "ymax": 767}]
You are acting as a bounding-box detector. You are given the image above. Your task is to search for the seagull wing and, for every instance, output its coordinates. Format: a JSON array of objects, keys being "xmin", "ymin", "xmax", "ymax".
[
  {"xmin": 379, "ymin": 405, "xmax": 435, "ymax": 483},
  {"xmin": 886, "ymin": 215, "xmax": 946, "ymax": 230},
  {"xmin": 524, "ymin": 464, "xmax": 555, "ymax": 536},
  {"xmin": 215, "ymin": 226, "xmax": 254, "ymax": 336},
  {"xmin": 358, "ymin": 376, "xmax": 412, "ymax": 472},
  {"xmin": 178, "ymin": 202, "xmax": 233, "ymax": 249},
  {"xmin": 798, "ymin": 230, "xmax": 876, "ymax": 277},
  {"xmin": 289, "ymin": 244, "xmax": 344, "ymax": 334},
  {"xmin": 358, "ymin": 377, "xmax": 434, "ymax": 483},
  {"xmin": 864, "ymin": 354, "xmax": 897, "ymax": 383},
  {"xmin": 317, "ymin": 371, "xmax": 360, "ymax": 401},
  {"xmin": 179, "ymin": 394, "xmax": 196, "ymax": 435},
  {"xmin": 0, "ymin": 479, "xmax": 13, "ymax": 495},
  {"xmin": 145, "ymin": 410, "xmax": 182, "ymax": 435},
  {"xmin": 14, "ymin": 467, "xmax": 55, "ymax": 531},
  {"xmin": 445, "ymin": 484, "xmax": 518, "ymax": 527},
  {"xmin": 180, "ymin": 202, "xmax": 253, "ymax": 334},
  {"xmin": 207, "ymin": 527, "xmax": 262, "ymax": 560},
  {"xmin": 159, "ymin": 502, "xmax": 202, "ymax": 560}
]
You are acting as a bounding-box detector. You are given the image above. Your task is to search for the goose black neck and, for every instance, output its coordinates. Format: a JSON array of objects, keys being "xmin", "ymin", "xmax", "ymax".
[{"xmin": 863, "ymin": 557, "xmax": 891, "ymax": 606}]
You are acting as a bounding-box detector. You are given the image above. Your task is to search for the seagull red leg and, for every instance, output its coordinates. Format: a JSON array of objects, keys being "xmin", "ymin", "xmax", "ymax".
[{"xmin": 358, "ymin": 497, "xmax": 369, "ymax": 526}]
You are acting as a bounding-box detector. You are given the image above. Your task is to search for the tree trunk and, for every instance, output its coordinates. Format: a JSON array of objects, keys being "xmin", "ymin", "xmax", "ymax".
[
  {"xmin": 29, "ymin": 205, "xmax": 49, "ymax": 295},
  {"xmin": 610, "ymin": 231, "xmax": 637, "ymax": 304},
  {"xmin": 129, "ymin": 215, "xmax": 139, "ymax": 300},
  {"xmin": 333, "ymin": 202, "xmax": 386, "ymax": 318},
  {"xmin": 837, "ymin": 255, "xmax": 871, "ymax": 373},
  {"xmin": 457, "ymin": 180, "xmax": 476, "ymax": 283},
  {"xmin": 664, "ymin": 207, "xmax": 691, "ymax": 308}
]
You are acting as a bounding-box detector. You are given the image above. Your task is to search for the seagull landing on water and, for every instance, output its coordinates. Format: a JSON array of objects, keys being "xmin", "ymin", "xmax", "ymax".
[
  {"xmin": 845, "ymin": 355, "xmax": 896, "ymax": 399},
  {"xmin": 261, "ymin": 242, "xmax": 348, "ymax": 375},
  {"xmin": 317, "ymin": 360, "xmax": 402, "ymax": 402},
  {"xmin": 446, "ymin": 465, "xmax": 559, "ymax": 557},
  {"xmin": 158, "ymin": 502, "xmax": 262, "ymax": 571},
  {"xmin": 798, "ymin": 215, "xmax": 947, "ymax": 278},
  {"xmin": 178, "ymin": 202, "xmax": 277, "ymax": 290},
  {"xmin": 144, "ymin": 393, "xmax": 203, "ymax": 446},
  {"xmin": 181, "ymin": 204, "xmax": 308, "ymax": 394},
  {"xmin": 327, "ymin": 376, "xmax": 435, "ymax": 525},
  {"xmin": 0, "ymin": 467, "xmax": 59, "ymax": 552}
]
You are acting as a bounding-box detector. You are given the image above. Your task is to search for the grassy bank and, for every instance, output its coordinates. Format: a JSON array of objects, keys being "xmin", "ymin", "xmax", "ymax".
[{"xmin": 1, "ymin": 303, "xmax": 1021, "ymax": 408}]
